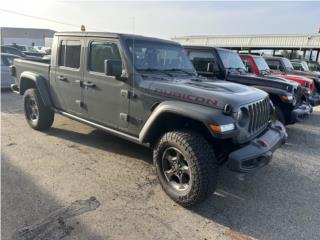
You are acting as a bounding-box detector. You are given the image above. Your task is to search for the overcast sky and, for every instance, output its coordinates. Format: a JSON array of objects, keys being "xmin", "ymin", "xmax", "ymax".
[{"xmin": 1, "ymin": 1, "xmax": 319, "ymax": 39}]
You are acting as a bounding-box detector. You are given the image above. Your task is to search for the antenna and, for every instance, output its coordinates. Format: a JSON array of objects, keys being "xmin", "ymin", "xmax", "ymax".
[{"xmin": 132, "ymin": 17, "xmax": 136, "ymax": 96}]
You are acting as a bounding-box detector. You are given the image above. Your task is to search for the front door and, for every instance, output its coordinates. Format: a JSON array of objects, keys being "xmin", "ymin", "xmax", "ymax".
[
  {"xmin": 54, "ymin": 38, "xmax": 84, "ymax": 115},
  {"xmin": 82, "ymin": 39, "xmax": 129, "ymax": 130}
]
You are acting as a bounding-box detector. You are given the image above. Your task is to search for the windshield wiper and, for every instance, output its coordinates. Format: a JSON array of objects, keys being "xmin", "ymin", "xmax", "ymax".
[
  {"xmin": 163, "ymin": 68, "xmax": 195, "ymax": 76},
  {"xmin": 137, "ymin": 68, "xmax": 173, "ymax": 77}
]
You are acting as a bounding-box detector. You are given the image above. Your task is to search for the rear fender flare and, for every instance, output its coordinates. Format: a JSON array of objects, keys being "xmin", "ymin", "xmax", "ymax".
[{"xmin": 19, "ymin": 71, "xmax": 53, "ymax": 107}]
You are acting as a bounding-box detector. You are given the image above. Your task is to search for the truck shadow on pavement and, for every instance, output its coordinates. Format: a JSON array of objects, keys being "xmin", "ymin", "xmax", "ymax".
[
  {"xmin": 47, "ymin": 127, "xmax": 153, "ymax": 164},
  {"xmin": 1, "ymin": 154, "xmax": 107, "ymax": 240}
]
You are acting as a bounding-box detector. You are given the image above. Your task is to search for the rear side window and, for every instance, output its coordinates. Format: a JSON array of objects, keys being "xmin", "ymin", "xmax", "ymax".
[
  {"xmin": 266, "ymin": 60, "xmax": 280, "ymax": 70},
  {"xmin": 89, "ymin": 42, "xmax": 121, "ymax": 73},
  {"xmin": 188, "ymin": 51, "xmax": 216, "ymax": 73},
  {"xmin": 59, "ymin": 40, "xmax": 81, "ymax": 68}
]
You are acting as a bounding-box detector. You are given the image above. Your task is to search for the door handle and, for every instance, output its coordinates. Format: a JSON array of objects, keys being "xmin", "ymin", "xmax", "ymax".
[
  {"xmin": 57, "ymin": 75, "xmax": 67, "ymax": 81},
  {"xmin": 83, "ymin": 81, "xmax": 96, "ymax": 88}
]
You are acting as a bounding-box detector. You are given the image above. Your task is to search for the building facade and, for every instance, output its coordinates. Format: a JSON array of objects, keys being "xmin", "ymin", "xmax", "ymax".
[{"xmin": 0, "ymin": 27, "xmax": 55, "ymax": 47}]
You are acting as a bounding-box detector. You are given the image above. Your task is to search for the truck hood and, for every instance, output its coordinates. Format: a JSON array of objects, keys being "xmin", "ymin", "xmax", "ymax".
[
  {"xmin": 227, "ymin": 72, "xmax": 299, "ymax": 90},
  {"xmin": 287, "ymin": 70, "xmax": 320, "ymax": 80},
  {"xmin": 140, "ymin": 76, "xmax": 268, "ymax": 111}
]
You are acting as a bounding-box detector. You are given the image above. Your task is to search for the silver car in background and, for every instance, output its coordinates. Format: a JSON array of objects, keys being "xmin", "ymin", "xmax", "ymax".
[{"xmin": 1, "ymin": 53, "xmax": 20, "ymax": 88}]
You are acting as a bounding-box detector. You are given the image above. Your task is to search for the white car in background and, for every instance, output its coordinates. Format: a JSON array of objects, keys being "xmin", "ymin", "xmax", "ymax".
[{"xmin": 1, "ymin": 53, "xmax": 20, "ymax": 89}]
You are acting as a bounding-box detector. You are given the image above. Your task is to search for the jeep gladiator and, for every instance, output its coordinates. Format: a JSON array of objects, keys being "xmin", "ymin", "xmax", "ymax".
[
  {"xmin": 240, "ymin": 54, "xmax": 320, "ymax": 106},
  {"xmin": 182, "ymin": 46, "xmax": 312, "ymax": 124},
  {"xmin": 11, "ymin": 32, "xmax": 287, "ymax": 206}
]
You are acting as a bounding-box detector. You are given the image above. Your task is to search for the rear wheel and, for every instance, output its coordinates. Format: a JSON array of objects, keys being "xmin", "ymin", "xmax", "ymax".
[
  {"xmin": 153, "ymin": 130, "xmax": 218, "ymax": 207},
  {"xmin": 24, "ymin": 88, "xmax": 54, "ymax": 130}
]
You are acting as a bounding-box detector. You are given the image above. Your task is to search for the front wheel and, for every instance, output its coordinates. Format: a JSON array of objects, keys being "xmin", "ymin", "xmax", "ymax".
[
  {"xmin": 24, "ymin": 88, "xmax": 54, "ymax": 130},
  {"xmin": 153, "ymin": 130, "xmax": 218, "ymax": 207}
]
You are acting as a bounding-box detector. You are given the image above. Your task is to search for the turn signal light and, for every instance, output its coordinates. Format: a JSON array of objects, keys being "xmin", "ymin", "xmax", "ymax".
[
  {"xmin": 209, "ymin": 123, "xmax": 235, "ymax": 133},
  {"xmin": 281, "ymin": 95, "xmax": 293, "ymax": 102}
]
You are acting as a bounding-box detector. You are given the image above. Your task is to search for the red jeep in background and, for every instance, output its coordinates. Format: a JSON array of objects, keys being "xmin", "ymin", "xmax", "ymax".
[{"xmin": 240, "ymin": 54, "xmax": 320, "ymax": 106}]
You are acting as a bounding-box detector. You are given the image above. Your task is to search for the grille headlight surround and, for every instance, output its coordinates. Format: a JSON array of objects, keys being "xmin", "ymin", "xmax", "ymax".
[{"xmin": 236, "ymin": 108, "xmax": 249, "ymax": 127}]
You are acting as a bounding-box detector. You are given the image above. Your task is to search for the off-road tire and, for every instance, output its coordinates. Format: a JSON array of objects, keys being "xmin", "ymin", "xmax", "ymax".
[
  {"xmin": 153, "ymin": 130, "xmax": 218, "ymax": 207},
  {"xmin": 24, "ymin": 88, "xmax": 54, "ymax": 130}
]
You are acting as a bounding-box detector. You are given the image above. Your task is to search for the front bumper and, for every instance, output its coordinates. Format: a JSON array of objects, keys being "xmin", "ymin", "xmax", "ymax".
[
  {"xmin": 308, "ymin": 92, "xmax": 320, "ymax": 106},
  {"xmin": 227, "ymin": 120, "xmax": 287, "ymax": 173},
  {"xmin": 290, "ymin": 103, "xmax": 313, "ymax": 122}
]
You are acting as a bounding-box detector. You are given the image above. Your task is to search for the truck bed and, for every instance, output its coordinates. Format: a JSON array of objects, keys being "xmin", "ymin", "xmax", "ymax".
[{"xmin": 14, "ymin": 58, "xmax": 50, "ymax": 88}]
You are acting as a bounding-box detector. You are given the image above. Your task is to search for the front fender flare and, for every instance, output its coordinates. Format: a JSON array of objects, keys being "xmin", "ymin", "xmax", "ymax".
[
  {"xmin": 139, "ymin": 100, "xmax": 235, "ymax": 143},
  {"xmin": 251, "ymin": 85, "xmax": 291, "ymax": 104}
]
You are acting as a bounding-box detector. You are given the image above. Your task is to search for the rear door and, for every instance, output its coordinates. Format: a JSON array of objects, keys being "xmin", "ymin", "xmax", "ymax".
[
  {"xmin": 82, "ymin": 38, "xmax": 130, "ymax": 130},
  {"xmin": 54, "ymin": 38, "xmax": 84, "ymax": 115}
]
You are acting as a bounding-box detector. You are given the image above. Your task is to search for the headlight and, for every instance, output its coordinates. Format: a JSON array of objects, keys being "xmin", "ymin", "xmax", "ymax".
[
  {"xmin": 209, "ymin": 123, "xmax": 235, "ymax": 133},
  {"xmin": 236, "ymin": 108, "xmax": 249, "ymax": 127}
]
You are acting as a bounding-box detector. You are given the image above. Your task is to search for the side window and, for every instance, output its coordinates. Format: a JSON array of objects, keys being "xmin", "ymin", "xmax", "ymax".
[
  {"xmin": 59, "ymin": 40, "xmax": 81, "ymax": 68},
  {"xmin": 89, "ymin": 42, "xmax": 121, "ymax": 73},
  {"xmin": 188, "ymin": 51, "xmax": 216, "ymax": 73},
  {"xmin": 266, "ymin": 60, "xmax": 280, "ymax": 70},
  {"xmin": 0, "ymin": 56, "xmax": 4, "ymax": 66}
]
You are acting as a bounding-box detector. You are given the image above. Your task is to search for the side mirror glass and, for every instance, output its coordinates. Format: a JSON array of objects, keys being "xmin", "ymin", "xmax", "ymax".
[{"xmin": 104, "ymin": 59, "xmax": 122, "ymax": 77}]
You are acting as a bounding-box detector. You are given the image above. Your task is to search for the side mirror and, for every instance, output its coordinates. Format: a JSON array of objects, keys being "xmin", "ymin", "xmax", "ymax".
[
  {"xmin": 104, "ymin": 59, "xmax": 122, "ymax": 77},
  {"xmin": 207, "ymin": 61, "xmax": 219, "ymax": 73}
]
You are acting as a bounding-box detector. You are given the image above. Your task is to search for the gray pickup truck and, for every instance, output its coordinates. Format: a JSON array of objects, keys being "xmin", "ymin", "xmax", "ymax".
[{"xmin": 11, "ymin": 32, "xmax": 287, "ymax": 206}]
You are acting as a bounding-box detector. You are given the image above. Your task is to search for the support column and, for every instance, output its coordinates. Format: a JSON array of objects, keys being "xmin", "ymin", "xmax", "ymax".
[{"xmin": 316, "ymin": 50, "xmax": 320, "ymax": 62}]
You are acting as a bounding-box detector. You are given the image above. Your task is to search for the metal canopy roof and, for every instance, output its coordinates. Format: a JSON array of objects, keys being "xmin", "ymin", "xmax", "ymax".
[{"xmin": 173, "ymin": 34, "xmax": 320, "ymax": 50}]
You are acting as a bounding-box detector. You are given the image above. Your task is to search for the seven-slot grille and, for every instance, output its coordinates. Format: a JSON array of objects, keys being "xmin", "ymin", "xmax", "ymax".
[{"xmin": 246, "ymin": 98, "xmax": 270, "ymax": 134}]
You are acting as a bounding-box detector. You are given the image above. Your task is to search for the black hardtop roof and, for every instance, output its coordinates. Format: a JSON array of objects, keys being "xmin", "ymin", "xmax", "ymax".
[
  {"xmin": 183, "ymin": 45, "xmax": 231, "ymax": 52},
  {"xmin": 264, "ymin": 56, "xmax": 285, "ymax": 60},
  {"xmin": 55, "ymin": 32, "xmax": 179, "ymax": 45}
]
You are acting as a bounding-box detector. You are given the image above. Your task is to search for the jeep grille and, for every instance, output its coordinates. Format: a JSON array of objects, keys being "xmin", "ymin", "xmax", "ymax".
[{"xmin": 247, "ymin": 98, "xmax": 270, "ymax": 134}]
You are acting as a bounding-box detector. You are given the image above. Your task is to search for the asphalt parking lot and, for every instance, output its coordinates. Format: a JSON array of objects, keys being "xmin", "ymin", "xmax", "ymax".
[{"xmin": 2, "ymin": 90, "xmax": 320, "ymax": 240}]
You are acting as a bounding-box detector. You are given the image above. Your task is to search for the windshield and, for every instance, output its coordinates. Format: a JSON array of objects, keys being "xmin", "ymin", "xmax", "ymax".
[
  {"xmin": 126, "ymin": 39, "xmax": 194, "ymax": 72},
  {"xmin": 282, "ymin": 58, "xmax": 294, "ymax": 70},
  {"xmin": 253, "ymin": 56, "xmax": 270, "ymax": 71},
  {"xmin": 301, "ymin": 61, "xmax": 310, "ymax": 71},
  {"xmin": 217, "ymin": 49, "xmax": 246, "ymax": 70}
]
